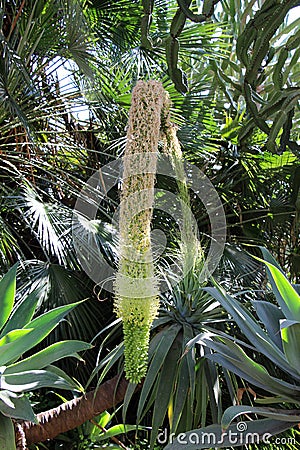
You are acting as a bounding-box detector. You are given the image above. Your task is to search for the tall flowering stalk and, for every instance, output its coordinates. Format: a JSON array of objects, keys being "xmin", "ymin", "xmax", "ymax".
[
  {"xmin": 114, "ymin": 80, "xmax": 170, "ymax": 383},
  {"xmin": 161, "ymin": 110, "xmax": 202, "ymax": 278}
]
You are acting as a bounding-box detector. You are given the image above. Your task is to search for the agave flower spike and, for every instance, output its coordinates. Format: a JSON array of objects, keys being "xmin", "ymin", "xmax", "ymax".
[{"xmin": 114, "ymin": 80, "xmax": 170, "ymax": 384}]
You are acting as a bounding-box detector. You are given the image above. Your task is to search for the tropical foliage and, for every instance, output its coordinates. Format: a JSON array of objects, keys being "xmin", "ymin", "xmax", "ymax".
[
  {"xmin": 0, "ymin": 264, "xmax": 91, "ymax": 448},
  {"xmin": 165, "ymin": 248, "xmax": 300, "ymax": 448}
]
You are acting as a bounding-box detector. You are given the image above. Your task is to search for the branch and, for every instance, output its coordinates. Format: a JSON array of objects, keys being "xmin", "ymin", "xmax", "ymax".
[{"xmin": 22, "ymin": 375, "xmax": 129, "ymax": 445}]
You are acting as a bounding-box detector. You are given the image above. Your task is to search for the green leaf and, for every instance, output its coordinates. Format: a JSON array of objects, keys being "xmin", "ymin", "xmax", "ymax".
[
  {"xmin": 88, "ymin": 343, "xmax": 124, "ymax": 390},
  {"xmin": 0, "ymin": 414, "xmax": 16, "ymax": 450},
  {"xmin": 0, "ymin": 329, "xmax": 33, "ymax": 348},
  {"xmin": 256, "ymin": 250, "xmax": 300, "ymax": 321},
  {"xmin": 44, "ymin": 365, "xmax": 84, "ymax": 392},
  {"xmin": 1, "ymin": 368, "xmax": 79, "ymax": 392},
  {"xmin": 137, "ymin": 324, "xmax": 180, "ymax": 423},
  {"xmin": 280, "ymin": 320, "xmax": 300, "ymax": 374},
  {"xmin": 204, "ymin": 355, "xmax": 222, "ymax": 424},
  {"xmin": 252, "ymin": 301, "xmax": 284, "ymax": 349},
  {"xmin": 95, "ymin": 424, "xmax": 143, "ymax": 442},
  {"xmin": 262, "ymin": 259, "xmax": 300, "ymax": 321},
  {"xmin": 212, "ymin": 350, "xmax": 300, "ymax": 402},
  {"xmin": 0, "ymin": 264, "xmax": 18, "ymax": 332},
  {"xmin": 151, "ymin": 332, "xmax": 182, "ymax": 448},
  {"xmin": 183, "ymin": 324, "xmax": 196, "ymax": 420},
  {"xmin": 193, "ymin": 359, "xmax": 209, "ymax": 429},
  {"xmin": 258, "ymin": 248, "xmax": 285, "ymax": 271},
  {"xmin": 0, "ymin": 290, "xmax": 40, "ymax": 337},
  {"xmin": 201, "ymin": 334, "xmax": 300, "ymax": 402},
  {"xmin": 255, "ymin": 396, "xmax": 292, "ymax": 404},
  {"xmin": 97, "ymin": 411, "xmax": 112, "ymax": 429},
  {"xmin": 27, "ymin": 300, "xmax": 82, "ymax": 330},
  {"xmin": 257, "ymin": 248, "xmax": 291, "ymax": 317},
  {"xmin": 171, "ymin": 354, "xmax": 189, "ymax": 432},
  {"xmin": 163, "ymin": 419, "xmax": 297, "ymax": 449},
  {"xmin": 83, "ymin": 410, "xmax": 112, "ymax": 437},
  {"xmin": 0, "ymin": 390, "xmax": 37, "ymax": 423},
  {"xmin": 0, "ymin": 329, "xmax": 33, "ymax": 365},
  {"xmin": 122, "ymin": 382, "xmax": 137, "ymax": 423},
  {"xmin": 221, "ymin": 405, "xmax": 300, "ymax": 430},
  {"xmin": 0, "ymin": 302, "xmax": 81, "ymax": 365},
  {"xmin": 5, "ymin": 340, "xmax": 92, "ymax": 374},
  {"xmin": 205, "ymin": 286, "xmax": 294, "ymax": 376}
]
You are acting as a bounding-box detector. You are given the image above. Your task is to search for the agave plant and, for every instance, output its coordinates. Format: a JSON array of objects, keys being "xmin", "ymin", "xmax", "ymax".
[
  {"xmin": 164, "ymin": 248, "xmax": 300, "ymax": 449},
  {"xmin": 89, "ymin": 254, "xmax": 232, "ymax": 448},
  {"xmin": 88, "ymin": 78, "xmax": 238, "ymax": 447},
  {"xmin": 0, "ymin": 264, "xmax": 92, "ymax": 449}
]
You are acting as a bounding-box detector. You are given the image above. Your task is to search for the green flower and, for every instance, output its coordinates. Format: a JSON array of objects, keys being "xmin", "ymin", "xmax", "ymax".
[{"xmin": 114, "ymin": 80, "xmax": 169, "ymax": 383}]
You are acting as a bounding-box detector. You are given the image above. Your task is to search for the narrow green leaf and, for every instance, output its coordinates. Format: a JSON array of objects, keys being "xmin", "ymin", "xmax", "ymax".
[
  {"xmin": 0, "ymin": 329, "xmax": 33, "ymax": 348},
  {"xmin": 183, "ymin": 324, "xmax": 196, "ymax": 412},
  {"xmin": 204, "ymin": 354, "xmax": 222, "ymax": 424},
  {"xmin": 200, "ymin": 335, "xmax": 300, "ymax": 402},
  {"xmin": 256, "ymin": 249, "xmax": 300, "ymax": 320},
  {"xmin": 122, "ymin": 382, "xmax": 137, "ymax": 423},
  {"xmin": 205, "ymin": 286, "xmax": 294, "ymax": 376},
  {"xmin": 0, "ymin": 302, "xmax": 81, "ymax": 365},
  {"xmin": 255, "ymin": 396, "xmax": 292, "ymax": 404},
  {"xmin": 27, "ymin": 301, "xmax": 82, "ymax": 329},
  {"xmin": 222, "ymin": 405, "xmax": 300, "ymax": 430},
  {"xmin": 193, "ymin": 359, "xmax": 209, "ymax": 429},
  {"xmin": 0, "ymin": 290, "xmax": 40, "ymax": 337},
  {"xmin": 259, "ymin": 247, "xmax": 284, "ymax": 271},
  {"xmin": 0, "ymin": 264, "xmax": 18, "ymax": 332},
  {"xmin": 171, "ymin": 355, "xmax": 189, "ymax": 433},
  {"xmin": 252, "ymin": 301, "xmax": 283, "ymax": 349},
  {"xmin": 0, "ymin": 329, "xmax": 33, "ymax": 366},
  {"xmin": 263, "ymin": 259, "xmax": 300, "ymax": 321},
  {"xmin": 5, "ymin": 340, "xmax": 92, "ymax": 374},
  {"xmin": 89, "ymin": 343, "xmax": 124, "ymax": 390},
  {"xmin": 45, "ymin": 365, "xmax": 84, "ymax": 392},
  {"xmin": 0, "ymin": 414, "xmax": 16, "ymax": 450},
  {"xmin": 83, "ymin": 410, "xmax": 112, "ymax": 437},
  {"xmin": 97, "ymin": 411, "xmax": 112, "ymax": 429},
  {"xmin": 151, "ymin": 332, "xmax": 182, "ymax": 448},
  {"xmin": 137, "ymin": 324, "xmax": 180, "ymax": 423},
  {"xmin": 1, "ymin": 368, "xmax": 78, "ymax": 392},
  {"xmin": 257, "ymin": 249, "xmax": 295, "ymax": 320},
  {"xmin": 207, "ymin": 351, "xmax": 300, "ymax": 403},
  {"xmin": 280, "ymin": 320, "xmax": 300, "ymax": 374},
  {"xmin": 95, "ymin": 424, "xmax": 143, "ymax": 442}
]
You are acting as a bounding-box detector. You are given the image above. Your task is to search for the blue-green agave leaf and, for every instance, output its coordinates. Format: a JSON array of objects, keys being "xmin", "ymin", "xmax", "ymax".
[
  {"xmin": 0, "ymin": 413, "xmax": 16, "ymax": 450},
  {"xmin": 222, "ymin": 405, "xmax": 300, "ymax": 430}
]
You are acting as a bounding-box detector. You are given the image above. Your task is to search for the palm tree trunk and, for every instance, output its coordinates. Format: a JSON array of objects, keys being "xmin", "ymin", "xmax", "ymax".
[{"xmin": 22, "ymin": 375, "xmax": 129, "ymax": 445}]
